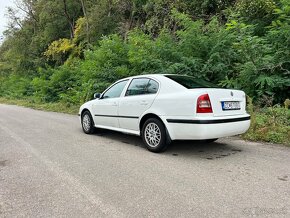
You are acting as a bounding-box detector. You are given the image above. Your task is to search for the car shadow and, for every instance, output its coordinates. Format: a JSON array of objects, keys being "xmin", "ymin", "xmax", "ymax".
[
  {"xmin": 88, "ymin": 128, "xmax": 243, "ymax": 160},
  {"xmin": 167, "ymin": 140, "xmax": 242, "ymax": 160}
]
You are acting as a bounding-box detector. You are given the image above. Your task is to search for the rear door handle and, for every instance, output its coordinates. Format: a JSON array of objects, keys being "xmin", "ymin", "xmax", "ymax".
[
  {"xmin": 112, "ymin": 102, "xmax": 118, "ymax": 106},
  {"xmin": 140, "ymin": 100, "xmax": 149, "ymax": 106}
]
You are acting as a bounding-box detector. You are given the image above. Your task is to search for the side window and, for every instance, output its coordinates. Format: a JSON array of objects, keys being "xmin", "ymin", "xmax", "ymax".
[
  {"xmin": 125, "ymin": 78, "xmax": 159, "ymax": 96},
  {"xmin": 126, "ymin": 78, "xmax": 150, "ymax": 96},
  {"xmin": 147, "ymin": 79, "xmax": 159, "ymax": 94},
  {"xmin": 102, "ymin": 80, "xmax": 128, "ymax": 99}
]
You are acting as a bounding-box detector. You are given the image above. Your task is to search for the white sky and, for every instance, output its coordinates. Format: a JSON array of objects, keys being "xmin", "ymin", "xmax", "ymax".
[{"xmin": 0, "ymin": 0, "xmax": 15, "ymax": 40}]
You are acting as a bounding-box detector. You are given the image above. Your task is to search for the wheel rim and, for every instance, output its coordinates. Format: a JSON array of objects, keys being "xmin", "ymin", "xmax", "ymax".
[
  {"xmin": 82, "ymin": 114, "xmax": 91, "ymax": 131},
  {"xmin": 144, "ymin": 123, "xmax": 161, "ymax": 148}
]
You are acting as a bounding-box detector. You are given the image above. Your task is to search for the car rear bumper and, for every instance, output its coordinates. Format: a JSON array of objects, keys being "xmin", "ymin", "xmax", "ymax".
[{"xmin": 162, "ymin": 115, "xmax": 251, "ymax": 140}]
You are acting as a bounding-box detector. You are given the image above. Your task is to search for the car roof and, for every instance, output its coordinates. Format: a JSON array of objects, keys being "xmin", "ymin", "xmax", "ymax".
[{"xmin": 122, "ymin": 74, "xmax": 180, "ymax": 80}]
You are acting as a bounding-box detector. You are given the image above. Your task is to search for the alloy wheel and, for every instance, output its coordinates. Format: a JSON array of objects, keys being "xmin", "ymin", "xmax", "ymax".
[
  {"xmin": 144, "ymin": 122, "xmax": 161, "ymax": 148},
  {"xmin": 82, "ymin": 114, "xmax": 91, "ymax": 132}
]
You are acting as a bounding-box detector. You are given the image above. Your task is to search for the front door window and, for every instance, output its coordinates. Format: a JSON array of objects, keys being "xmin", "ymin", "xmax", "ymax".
[{"xmin": 102, "ymin": 80, "xmax": 128, "ymax": 99}]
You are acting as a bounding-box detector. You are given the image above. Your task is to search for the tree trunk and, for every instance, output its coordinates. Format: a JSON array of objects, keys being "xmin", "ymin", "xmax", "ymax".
[
  {"xmin": 63, "ymin": 0, "xmax": 74, "ymax": 39},
  {"xmin": 80, "ymin": 0, "xmax": 90, "ymax": 42}
]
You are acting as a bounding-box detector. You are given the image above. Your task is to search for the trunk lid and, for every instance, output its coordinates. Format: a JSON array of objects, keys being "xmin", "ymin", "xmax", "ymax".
[{"xmin": 192, "ymin": 88, "xmax": 247, "ymax": 117}]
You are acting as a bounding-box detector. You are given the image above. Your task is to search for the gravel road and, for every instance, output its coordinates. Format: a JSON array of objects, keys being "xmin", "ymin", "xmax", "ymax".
[{"xmin": 0, "ymin": 104, "xmax": 289, "ymax": 217}]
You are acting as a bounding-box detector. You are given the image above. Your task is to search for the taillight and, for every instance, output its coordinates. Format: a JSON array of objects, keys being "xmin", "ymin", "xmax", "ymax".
[{"xmin": 197, "ymin": 94, "xmax": 213, "ymax": 113}]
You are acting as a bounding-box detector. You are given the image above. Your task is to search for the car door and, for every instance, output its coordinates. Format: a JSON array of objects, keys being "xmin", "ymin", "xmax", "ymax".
[
  {"xmin": 92, "ymin": 80, "xmax": 128, "ymax": 128},
  {"xmin": 118, "ymin": 78, "xmax": 159, "ymax": 131}
]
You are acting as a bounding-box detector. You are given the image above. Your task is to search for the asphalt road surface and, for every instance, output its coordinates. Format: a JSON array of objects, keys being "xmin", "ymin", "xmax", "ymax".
[{"xmin": 0, "ymin": 104, "xmax": 289, "ymax": 218}]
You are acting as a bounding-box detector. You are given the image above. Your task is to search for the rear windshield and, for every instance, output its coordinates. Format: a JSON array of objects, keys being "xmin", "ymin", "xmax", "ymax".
[{"xmin": 165, "ymin": 75, "xmax": 217, "ymax": 89}]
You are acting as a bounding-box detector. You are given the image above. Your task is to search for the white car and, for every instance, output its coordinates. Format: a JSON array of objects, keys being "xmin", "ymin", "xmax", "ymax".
[{"xmin": 79, "ymin": 74, "xmax": 251, "ymax": 152}]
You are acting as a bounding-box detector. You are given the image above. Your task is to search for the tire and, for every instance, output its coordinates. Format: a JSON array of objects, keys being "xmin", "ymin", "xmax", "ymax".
[
  {"xmin": 81, "ymin": 111, "xmax": 95, "ymax": 134},
  {"xmin": 142, "ymin": 118, "xmax": 168, "ymax": 153}
]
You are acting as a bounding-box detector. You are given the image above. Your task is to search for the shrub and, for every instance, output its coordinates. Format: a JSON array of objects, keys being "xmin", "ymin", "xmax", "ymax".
[{"xmin": 243, "ymin": 105, "xmax": 290, "ymax": 145}]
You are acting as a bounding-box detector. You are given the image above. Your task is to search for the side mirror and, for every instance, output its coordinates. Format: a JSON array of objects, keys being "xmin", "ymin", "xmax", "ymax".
[{"xmin": 93, "ymin": 93, "xmax": 101, "ymax": 99}]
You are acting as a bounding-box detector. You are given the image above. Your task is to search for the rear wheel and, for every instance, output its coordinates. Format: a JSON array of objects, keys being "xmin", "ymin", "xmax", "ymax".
[
  {"xmin": 81, "ymin": 111, "xmax": 95, "ymax": 134},
  {"xmin": 142, "ymin": 118, "xmax": 168, "ymax": 153}
]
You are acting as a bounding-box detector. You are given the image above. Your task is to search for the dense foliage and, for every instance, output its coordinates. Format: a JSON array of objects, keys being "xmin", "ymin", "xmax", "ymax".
[
  {"xmin": 243, "ymin": 97, "xmax": 290, "ymax": 145},
  {"xmin": 0, "ymin": 0, "xmax": 289, "ymax": 144}
]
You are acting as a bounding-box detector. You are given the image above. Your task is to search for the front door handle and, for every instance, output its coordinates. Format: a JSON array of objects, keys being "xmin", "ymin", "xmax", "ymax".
[{"xmin": 112, "ymin": 102, "xmax": 118, "ymax": 106}]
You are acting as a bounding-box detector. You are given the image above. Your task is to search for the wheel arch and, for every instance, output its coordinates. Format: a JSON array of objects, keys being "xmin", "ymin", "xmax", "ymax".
[
  {"xmin": 139, "ymin": 113, "xmax": 172, "ymax": 143},
  {"xmin": 139, "ymin": 113, "xmax": 160, "ymax": 130},
  {"xmin": 80, "ymin": 108, "xmax": 94, "ymax": 119}
]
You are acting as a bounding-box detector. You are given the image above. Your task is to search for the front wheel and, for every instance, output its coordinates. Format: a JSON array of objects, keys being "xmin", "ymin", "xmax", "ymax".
[
  {"xmin": 81, "ymin": 111, "xmax": 95, "ymax": 134},
  {"xmin": 142, "ymin": 118, "xmax": 168, "ymax": 153}
]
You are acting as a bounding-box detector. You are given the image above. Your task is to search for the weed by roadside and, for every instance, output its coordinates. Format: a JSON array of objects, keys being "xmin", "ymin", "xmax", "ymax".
[
  {"xmin": 0, "ymin": 97, "xmax": 79, "ymax": 115},
  {"xmin": 243, "ymin": 98, "xmax": 290, "ymax": 146}
]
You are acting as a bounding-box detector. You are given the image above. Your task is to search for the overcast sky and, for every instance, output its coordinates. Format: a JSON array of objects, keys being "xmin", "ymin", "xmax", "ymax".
[{"xmin": 0, "ymin": 0, "xmax": 15, "ymax": 39}]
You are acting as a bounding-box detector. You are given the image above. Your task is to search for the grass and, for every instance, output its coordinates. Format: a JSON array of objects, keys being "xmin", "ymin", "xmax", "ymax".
[
  {"xmin": 242, "ymin": 98, "xmax": 290, "ymax": 146},
  {"xmin": 1, "ymin": 97, "xmax": 289, "ymax": 146},
  {"xmin": 0, "ymin": 97, "xmax": 79, "ymax": 115},
  {"xmin": 242, "ymin": 107, "xmax": 290, "ymax": 146}
]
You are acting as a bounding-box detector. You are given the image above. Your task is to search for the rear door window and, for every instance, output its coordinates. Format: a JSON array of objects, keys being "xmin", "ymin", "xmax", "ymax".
[
  {"xmin": 125, "ymin": 78, "xmax": 159, "ymax": 96},
  {"xmin": 147, "ymin": 79, "xmax": 159, "ymax": 94}
]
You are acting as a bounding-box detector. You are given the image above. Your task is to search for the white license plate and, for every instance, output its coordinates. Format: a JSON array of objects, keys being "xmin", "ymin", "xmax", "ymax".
[{"xmin": 221, "ymin": 101, "xmax": 241, "ymax": 110}]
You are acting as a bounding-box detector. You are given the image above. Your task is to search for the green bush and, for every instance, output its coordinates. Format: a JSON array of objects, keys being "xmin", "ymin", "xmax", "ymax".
[
  {"xmin": 243, "ymin": 105, "xmax": 290, "ymax": 145},
  {"xmin": 0, "ymin": 74, "xmax": 32, "ymax": 98}
]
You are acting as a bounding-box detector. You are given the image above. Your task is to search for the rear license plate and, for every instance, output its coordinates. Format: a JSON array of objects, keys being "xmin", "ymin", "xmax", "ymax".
[{"xmin": 221, "ymin": 101, "xmax": 241, "ymax": 110}]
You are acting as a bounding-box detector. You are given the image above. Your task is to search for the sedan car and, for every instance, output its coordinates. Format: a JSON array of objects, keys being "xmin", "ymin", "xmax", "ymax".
[{"xmin": 79, "ymin": 74, "xmax": 251, "ymax": 152}]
